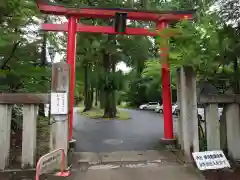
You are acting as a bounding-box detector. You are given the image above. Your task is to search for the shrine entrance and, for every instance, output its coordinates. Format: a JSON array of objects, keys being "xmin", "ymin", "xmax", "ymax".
[{"xmin": 36, "ymin": 0, "xmax": 194, "ymax": 144}]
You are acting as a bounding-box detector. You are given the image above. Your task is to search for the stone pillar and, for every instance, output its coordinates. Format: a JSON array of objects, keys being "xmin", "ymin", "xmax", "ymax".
[
  {"xmin": 22, "ymin": 104, "xmax": 38, "ymax": 168},
  {"xmin": 220, "ymin": 107, "xmax": 227, "ymax": 152},
  {"xmin": 205, "ymin": 104, "xmax": 220, "ymax": 150},
  {"xmin": 0, "ymin": 105, "xmax": 12, "ymax": 170},
  {"xmin": 226, "ymin": 104, "xmax": 240, "ymax": 159},
  {"xmin": 179, "ymin": 67, "xmax": 191, "ymax": 159},
  {"xmin": 176, "ymin": 69, "xmax": 183, "ymax": 148},
  {"xmin": 186, "ymin": 67, "xmax": 199, "ymax": 153},
  {"xmin": 179, "ymin": 66, "xmax": 199, "ymax": 161},
  {"xmin": 50, "ymin": 62, "xmax": 69, "ymax": 166}
]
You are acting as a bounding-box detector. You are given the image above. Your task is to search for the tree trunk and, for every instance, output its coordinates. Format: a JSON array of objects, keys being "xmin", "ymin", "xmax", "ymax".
[
  {"xmin": 100, "ymin": 90, "xmax": 105, "ymax": 109},
  {"xmin": 233, "ymin": 58, "xmax": 239, "ymax": 93},
  {"xmin": 103, "ymin": 90, "xmax": 117, "ymax": 118},
  {"xmin": 95, "ymin": 88, "xmax": 98, "ymax": 107},
  {"xmin": 90, "ymin": 87, "xmax": 94, "ymax": 108},
  {"xmin": 83, "ymin": 64, "xmax": 93, "ymax": 111},
  {"xmin": 103, "ymin": 52, "xmax": 117, "ymax": 118}
]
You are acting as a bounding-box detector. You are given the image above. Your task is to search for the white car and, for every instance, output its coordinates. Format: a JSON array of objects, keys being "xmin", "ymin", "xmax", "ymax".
[
  {"xmin": 172, "ymin": 103, "xmax": 178, "ymax": 114},
  {"xmin": 155, "ymin": 103, "xmax": 179, "ymax": 114},
  {"xmin": 139, "ymin": 102, "xmax": 159, "ymax": 110},
  {"xmin": 197, "ymin": 107, "xmax": 223, "ymax": 121},
  {"xmin": 155, "ymin": 104, "xmax": 163, "ymax": 113},
  {"xmin": 173, "ymin": 107, "xmax": 223, "ymax": 121}
]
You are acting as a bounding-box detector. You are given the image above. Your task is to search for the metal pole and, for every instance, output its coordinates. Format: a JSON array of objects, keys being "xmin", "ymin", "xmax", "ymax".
[
  {"xmin": 157, "ymin": 21, "xmax": 174, "ymax": 140},
  {"xmin": 66, "ymin": 16, "xmax": 77, "ymax": 141}
]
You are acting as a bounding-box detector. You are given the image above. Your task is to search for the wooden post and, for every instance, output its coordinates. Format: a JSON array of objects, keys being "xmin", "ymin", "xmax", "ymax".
[
  {"xmin": 205, "ymin": 104, "xmax": 220, "ymax": 150},
  {"xmin": 22, "ymin": 105, "xmax": 38, "ymax": 168},
  {"xmin": 0, "ymin": 105, "xmax": 12, "ymax": 170},
  {"xmin": 50, "ymin": 62, "xmax": 69, "ymax": 165}
]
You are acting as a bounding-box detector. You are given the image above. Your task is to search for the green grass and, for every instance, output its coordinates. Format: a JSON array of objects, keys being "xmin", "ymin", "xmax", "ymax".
[{"xmin": 79, "ymin": 106, "xmax": 130, "ymax": 120}]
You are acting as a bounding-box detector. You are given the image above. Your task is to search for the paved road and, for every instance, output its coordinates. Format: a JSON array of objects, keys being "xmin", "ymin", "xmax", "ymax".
[{"xmin": 73, "ymin": 109, "xmax": 177, "ymax": 152}]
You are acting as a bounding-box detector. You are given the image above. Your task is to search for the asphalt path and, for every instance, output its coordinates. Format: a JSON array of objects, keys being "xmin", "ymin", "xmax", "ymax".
[{"xmin": 73, "ymin": 109, "xmax": 177, "ymax": 152}]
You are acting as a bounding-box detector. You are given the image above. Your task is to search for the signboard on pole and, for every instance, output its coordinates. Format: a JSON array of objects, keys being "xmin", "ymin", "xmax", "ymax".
[
  {"xmin": 51, "ymin": 93, "xmax": 68, "ymax": 115},
  {"xmin": 192, "ymin": 150, "xmax": 230, "ymax": 171}
]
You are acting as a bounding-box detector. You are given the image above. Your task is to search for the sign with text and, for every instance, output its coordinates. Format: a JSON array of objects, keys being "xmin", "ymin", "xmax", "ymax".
[
  {"xmin": 37, "ymin": 149, "xmax": 63, "ymax": 176},
  {"xmin": 192, "ymin": 150, "xmax": 230, "ymax": 171},
  {"xmin": 51, "ymin": 93, "xmax": 68, "ymax": 115}
]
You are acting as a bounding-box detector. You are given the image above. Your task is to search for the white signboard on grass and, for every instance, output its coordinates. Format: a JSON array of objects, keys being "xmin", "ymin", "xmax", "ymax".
[
  {"xmin": 192, "ymin": 150, "xmax": 230, "ymax": 171},
  {"xmin": 51, "ymin": 93, "xmax": 68, "ymax": 115}
]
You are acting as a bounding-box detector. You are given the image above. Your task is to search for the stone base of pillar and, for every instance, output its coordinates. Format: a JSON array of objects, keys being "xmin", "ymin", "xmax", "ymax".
[
  {"xmin": 160, "ymin": 138, "xmax": 177, "ymax": 149},
  {"xmin": 69, "ymin": 139, "xmax": 76, "ymax": 149},
  {"xmin": 68, "ymin": 139, "xmax": 76, "ymax": 166}
]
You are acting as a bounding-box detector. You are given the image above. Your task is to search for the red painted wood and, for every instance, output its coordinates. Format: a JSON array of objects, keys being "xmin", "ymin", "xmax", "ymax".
[
  {"xmin": 42, "ymin": 23, "xmax": 158, "ymax": 36},
  {"xmin": 36, "ymin": 1, "xmax": 194, "ymax": 22},
  {"xmin": 66, "ymin": 16, "xmax": 77, "ymax": 141}
]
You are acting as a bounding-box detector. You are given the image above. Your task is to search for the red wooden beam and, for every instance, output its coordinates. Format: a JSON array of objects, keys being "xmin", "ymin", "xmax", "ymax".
[
  {"xmin": 42, "ymin": 23, "xmax": 159, "ymax": 36},
  {"xmin": 36, "ymin": 1, "xmax": 194, "ymax": 22}
]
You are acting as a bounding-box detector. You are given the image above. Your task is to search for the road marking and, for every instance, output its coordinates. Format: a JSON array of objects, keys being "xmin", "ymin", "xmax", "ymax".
[
  {"xmin": 88, "ymin": 162, "xmax": 161, "ymax": 170},
  {"xmin": 103, "ymin": 139, "xmax": 123, "ymax": 145},
  {"xmin": 89, "ymin": 165, "xmax": 120, "ymax": 170}
]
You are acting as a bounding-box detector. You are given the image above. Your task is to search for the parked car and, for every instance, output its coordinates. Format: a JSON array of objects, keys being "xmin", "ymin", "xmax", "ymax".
[
  {"xmin": 173, "ymin": 106, "xmax": 223, "ymax": 121},
  {"xmin": 197, "ymin": 107, "xmax": 223, "ymax": 121},
  {"xmin": 155, "ymin": 103, "xmax": 179, "ymax": 114},
  {"xmin": 155, "ymin": 104, "xmax": 163, "ymax": 113},
  {"xmin": 172, "ymin": 103, "xmax": 178, "ymax": 115},
  {"xmin": 139, "ymin": 102, "xmax": 160, "ymax": 110}
]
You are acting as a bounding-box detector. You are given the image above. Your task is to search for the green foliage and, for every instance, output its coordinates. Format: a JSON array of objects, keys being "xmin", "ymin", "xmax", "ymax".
[{"xmin": 0, "ymin": 0, "xmax": 51, "ymax": 93}]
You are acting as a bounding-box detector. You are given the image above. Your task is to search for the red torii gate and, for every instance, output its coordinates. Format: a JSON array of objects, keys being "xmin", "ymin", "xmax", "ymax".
[{"xmin": 36, "ymin": 0, "xmax": 194, "ymax": 143}]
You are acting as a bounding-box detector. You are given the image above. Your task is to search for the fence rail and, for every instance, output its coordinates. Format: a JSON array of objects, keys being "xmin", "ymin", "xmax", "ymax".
[{"xmin": 0, "ymin": 93, "xmax": 49, "ymax": 104}]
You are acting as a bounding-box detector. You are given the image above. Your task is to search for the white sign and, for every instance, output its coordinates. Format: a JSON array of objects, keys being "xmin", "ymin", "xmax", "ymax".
[
  {"xmin": 37, "ymin": 149, "xmax": 63, "ymax": 175},
  {"xmin": 51, "ymin": 93, "xmax": 68, "ymax": 115},
  {"xmin": 192, "ymin": 150, "xmax": 230, "ymax": 171}
]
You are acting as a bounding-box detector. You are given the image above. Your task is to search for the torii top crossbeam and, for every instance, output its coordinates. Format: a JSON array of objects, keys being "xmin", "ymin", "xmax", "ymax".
[
  {"xmin": 36, "ymin": 0, "xmax": 194, "ymax": 21},
  {"xmin": 36, "ymin": 0, "xmax": 195, "ymax": 36}
]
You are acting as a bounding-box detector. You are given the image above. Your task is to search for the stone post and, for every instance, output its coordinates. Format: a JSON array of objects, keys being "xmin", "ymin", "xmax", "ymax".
[
  {"xmin": 205, "ymin": 104, "xmax": 220, "ymax": 150},
  {"xmin": 179, "ymin": 66, "xmax": 199, "ymax": 161},
  {"xmin": 176, "ymin": 69, "xmax": 183, "ymax": 148},
  {"xmin": 226, "ymin": 104, "xmax": 240, "ymax": 159},
  {"xmin": 0, "ymin": 105, "xmax": 12, "ymax": 169},
  {"xmin": 22, "ymin": 105, "xmax": 38, "ymax": 168},
  {"xmin": 50, "ymin": 62, "xmax": 69, "ymax": 165}
]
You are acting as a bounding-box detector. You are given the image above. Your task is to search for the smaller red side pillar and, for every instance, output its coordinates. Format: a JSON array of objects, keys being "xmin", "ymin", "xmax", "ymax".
[
  {"xmin": 157, "ymin": 22, "xmax": 174, "ymax": 140},
  {"xmin": 66, "ymin": 16, "xmax": 77, "ymax": 141}
]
